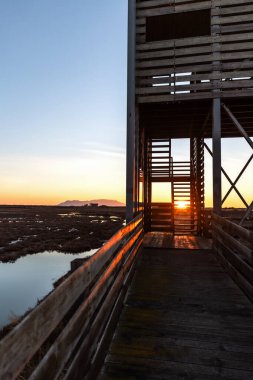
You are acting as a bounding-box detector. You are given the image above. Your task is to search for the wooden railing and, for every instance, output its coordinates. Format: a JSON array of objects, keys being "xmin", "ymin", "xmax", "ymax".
[
  {"xmin": 212, "ymin": 214, "xmax": 253, "ymax": 301},
  {"xmin": 147, "ymin": 202, "xmax": 174, "ymax": 232},
  {"xmin": 0, "ymin": 214, "xmax": 144, "ymax": 380}
]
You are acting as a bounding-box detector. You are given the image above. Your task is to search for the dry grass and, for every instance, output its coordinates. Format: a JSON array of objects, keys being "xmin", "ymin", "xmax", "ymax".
[{"xmin": 0, "ymin": 205, "xmax": 125, "ymax": 262}]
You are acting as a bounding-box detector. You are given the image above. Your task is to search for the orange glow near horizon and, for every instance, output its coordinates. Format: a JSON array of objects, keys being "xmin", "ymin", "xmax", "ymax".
[
  {"xmin": 174, "ymin": 201, "xmax": 190, "ymax": 209},
  {"xmin": 0, "ymin": 144, "xmax": 252, "ymax": 207},
  {"xmin": 0, "ymin": 153, "xmax": 126, "ymax": 206}
]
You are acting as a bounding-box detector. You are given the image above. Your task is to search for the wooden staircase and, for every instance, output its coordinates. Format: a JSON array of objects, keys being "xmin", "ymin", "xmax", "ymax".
[
  {"xmin": 146, "ymin": 141, "xmax": 198, "ymax": 234},
  {"xmin": 172, "ymin": 161, "xmax": 195, "ymax": 235}
]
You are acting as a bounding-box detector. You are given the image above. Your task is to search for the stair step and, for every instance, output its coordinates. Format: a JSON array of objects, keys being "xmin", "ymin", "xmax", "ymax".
[{"xmin": 173, "ymin": 192, "xmax": 190, "ymax": 194}]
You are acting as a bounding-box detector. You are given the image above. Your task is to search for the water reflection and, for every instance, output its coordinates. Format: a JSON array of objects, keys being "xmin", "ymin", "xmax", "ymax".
[{"xmin": 0, "ymin": 249, "xmax": 97, "ymax": 329}]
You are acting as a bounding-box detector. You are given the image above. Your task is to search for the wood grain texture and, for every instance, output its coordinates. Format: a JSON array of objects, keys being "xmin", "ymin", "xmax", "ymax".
[
  {"xmin": 0, "ymin": 215, "xmax": 143, "ymax": 380},
  {"xmin": 135, "ymin": 0, "xmax": 253, "ymax": 102},
  {"xmin": 98, "ymin": 247, "xmax": 253, "ymax": 380}
]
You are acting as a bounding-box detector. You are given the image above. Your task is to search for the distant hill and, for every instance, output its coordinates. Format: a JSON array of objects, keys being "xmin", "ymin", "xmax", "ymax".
[{"xmin": 58, "ymin": 199, "xmax": 125, "ymax": 207}]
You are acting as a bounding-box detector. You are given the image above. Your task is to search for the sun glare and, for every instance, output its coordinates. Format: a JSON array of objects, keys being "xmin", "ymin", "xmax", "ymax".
[{"xmin": 175, "ymin": 201, "xmax": 189, "ymax": 209}]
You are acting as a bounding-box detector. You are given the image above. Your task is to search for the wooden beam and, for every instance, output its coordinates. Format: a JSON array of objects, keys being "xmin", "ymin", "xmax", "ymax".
[
  {"xmin": 204, "ymin": 143, "xmax": 248, "ymax": 207},
  {"xmin": 212, "ymin": 98, "xmax": 222, "ymax": 214},
  {"xmin": 126, "ymin": 0, "xmax": 136, "ymax": 222},
  {"xmin": 239, "ymin": 201, "xmax": 253, "ymax": 226},
  {"xmin": 222, "ymin": 103, "xmax": 253, "ymax": 150}
]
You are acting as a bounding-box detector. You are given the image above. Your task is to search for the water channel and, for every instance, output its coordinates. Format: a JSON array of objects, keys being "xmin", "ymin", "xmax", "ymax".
[{"xmin": 0, "ymin": 249, "xmax": 97, "ymax": 329}]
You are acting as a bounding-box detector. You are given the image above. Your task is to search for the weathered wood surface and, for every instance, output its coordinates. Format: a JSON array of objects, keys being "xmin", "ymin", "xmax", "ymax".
[
  {"xmin": 212, "ymin": 213, "xmax": 253, "ymax": 301},
  {"xmin": 99, "ymin": 247, "xmax": 253, "ymax": 380},
  {"xmin": 143, "ymin": 232, "xmax": 212, "ymax": 249},
  {"xmin": 0, "ymin": 214, "xmax": 143, "ymax": 380},
  {"xmin": 135, "ymin": 0, "xmax": 253, "ymax": 102}
]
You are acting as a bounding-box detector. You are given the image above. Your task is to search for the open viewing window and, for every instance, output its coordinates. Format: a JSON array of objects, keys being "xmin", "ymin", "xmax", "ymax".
[{"xmin": 146, "ymin": 10, "xmax": 211, "ymax": 42}]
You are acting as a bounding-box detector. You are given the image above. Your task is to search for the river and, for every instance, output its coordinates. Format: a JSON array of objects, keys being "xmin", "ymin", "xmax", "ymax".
[{"xmin": 0, "ymin": 249, "xmax": 97, "ymax": 329}]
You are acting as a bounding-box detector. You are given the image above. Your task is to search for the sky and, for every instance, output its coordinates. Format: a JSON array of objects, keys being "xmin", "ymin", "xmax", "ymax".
[
  {"xmin": 0, "ymin": 0, "xmax": 127, "ymax": 205},
  {"xmin": 0, "ymin": 1, "xmax": 252, "ymax": 207}
]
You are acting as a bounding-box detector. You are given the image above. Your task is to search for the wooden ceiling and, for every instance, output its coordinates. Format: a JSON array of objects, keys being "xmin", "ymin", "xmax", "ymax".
[{"xmin": 140, "ymin": 97, "xmax": 253, "ymax": 139}]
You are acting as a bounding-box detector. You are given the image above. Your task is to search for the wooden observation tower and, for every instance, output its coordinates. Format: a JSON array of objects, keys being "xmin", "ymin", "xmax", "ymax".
[
  {"xmin": 126, "ymin": 0, "xmax": 253, "ymax": 234},
  {"xmin": 1, "ymin": 2, "xmax": 253, "ymax": 379}
]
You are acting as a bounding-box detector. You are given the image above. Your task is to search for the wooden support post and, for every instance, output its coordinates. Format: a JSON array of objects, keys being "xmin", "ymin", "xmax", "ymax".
[
  {"xmin": 126, "ymin": 0, "xmax": 136, "ymax": 222},
  {"xmin": 143, "ymin": 136, "xmax": 148, "ymax": 231},
  {"xmin": 204, "ymin": 143, "xmax": 248, "ymax": 208},
  {"xmin": 212, "ymin": 98, "xmax": 222, "ymax": 215},
  {"xmin": 239, "ymin": 201, "xmax": 253, "ymax": 226}
]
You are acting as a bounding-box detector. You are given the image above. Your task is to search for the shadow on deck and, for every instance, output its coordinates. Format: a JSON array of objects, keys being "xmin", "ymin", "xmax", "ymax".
[
  {"xmin": 1, "ymin": 216, "xmax": 252, "ymax": 380},
  {"xmin": 99, "ymin": 243, "xmax": 253, "ymax": 380}
]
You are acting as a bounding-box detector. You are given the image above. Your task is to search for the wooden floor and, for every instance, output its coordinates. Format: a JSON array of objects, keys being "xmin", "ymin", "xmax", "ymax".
[
  {"xmin": 143, "ymin": 232, "xmax": 212, "ymax": 250},
  {"xmin": 98, "ymin": 247, "xmax": 253, "ymax": 380}
]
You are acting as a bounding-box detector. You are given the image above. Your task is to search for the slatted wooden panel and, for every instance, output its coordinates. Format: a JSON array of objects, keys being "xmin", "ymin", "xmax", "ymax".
[
  {"xmin": 191, "ymin": 137, "xmax": 205, "ymax": 234},
  {"xmin": 212, "ymin": 213, "xmax": 253, "ymax": 301},
  {"xmin": 0, "ymin": 215, "xmax": 144, "ymax": 380},
  {"xmin": 136, "ymin": 0, "xmax": 253, "ymax": 103},
  {"xmin": 148, "ymin": 202, "xmax": 174, "ymax": 232}
]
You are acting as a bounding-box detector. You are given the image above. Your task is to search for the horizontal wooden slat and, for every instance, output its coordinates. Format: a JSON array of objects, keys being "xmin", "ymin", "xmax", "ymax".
[
  {"xmin": 30, "ymin": 228, "xmax": 143, "ymax": 380},
  {"xmin": 137, "ymin": 51, "xmax": 253, "ymax": 68},
  {"xmin": 214, "ymin": 239, "xmax": 253, "ymax": 301},
  {"xmin": 136, "ymin": 0, "xmax": 253, "ymax": 8},
  {"xmin": 138, "ymin": 71, "xmax": 253, "ymax": 85},
  {"xmin": 137, "ymin": 32, "xmax": 253, "ymax": 52},
  {"xmin": 213, "ymin": 214, "xmax": 253, "ymax": 246},
  {"xmin": 137, "ymin": 41, "xmax": 253, "ymax": 60},
  {"xmin": 213, "ymin": 224, "xmax": 253, "ymax": 263},
  {"xmin": 0, "ymin": 214, "xmax": 143, "ymax": 380}
]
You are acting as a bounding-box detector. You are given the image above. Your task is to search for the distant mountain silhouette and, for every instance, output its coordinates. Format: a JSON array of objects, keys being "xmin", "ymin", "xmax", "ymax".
[{"xmin": 58, "ymin": 199, "xmax": 125, "ymax": 207}]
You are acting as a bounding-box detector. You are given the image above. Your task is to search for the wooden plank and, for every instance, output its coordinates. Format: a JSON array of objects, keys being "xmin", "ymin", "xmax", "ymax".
[
  {"xmin": 0, "ymin": 214, "xmax": 142, "ymax": 380},
  {"xmin": 213, "ymin": 213, "xmax": 253, "ymax": 246},
  {"xmin": 29, "ymin": 228, "xmax": 143, "ymax": 380},
  {"xmin": 136, "ymin": 2, "xmax": 211, "ymax": 17},
  {"xmin": 136, "ymin": 60, "xmax": 253, "ymax": 77},
  {"xmin": 136, "ymin": 0, "xmax": 253, "ymax": 8},
  {"xmin": 64, "ymin": 236, "xmax": 143, "ymax": 380},
  {"xmin": 136, "ymin": 32, "xmax": 253, "ymax": 51},
  {"xmin": 99, "ymin": 248, "xmax": 253, "ymax": 380},
  {"xmin": 138, "ymin": 71, "xmax": 253, "ymax": 86},
  {"xmin": 221, "ymin": 23, "xmax": 253, "ymax": 33},
  {"xmin": 213, "ymin": 231, "xmax": 253, "ymax": 284},
  {"xmin": 213, "ymin": 224, "xmax": 253, "ymax": 263},
  {"xmin": 214, "ymin": 241, "xmax": 253, "ymax": 302},
  {"xmin": 137, "ymin": 41, "xmax": 253, "ymax": 60},
  {"xmin": 108, "ymin": 337, "xmax": 253, "ymax": 371},
  {"xmin": 136, "ymin": 51, "xmax": 253, "ymax": 69},
  {"xmin": 137, "ymin": 88, "xmax": 253, "ymax": 103},
  {"xmin": 101, "ymin": 356, "xmax": 253, "ymax": 380}
]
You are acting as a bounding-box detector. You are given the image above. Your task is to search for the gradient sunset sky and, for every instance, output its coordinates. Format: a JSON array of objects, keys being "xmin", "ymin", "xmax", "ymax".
[{"xmin": 0, "ymin": 1, "xmax": 252, "ymax": 207}]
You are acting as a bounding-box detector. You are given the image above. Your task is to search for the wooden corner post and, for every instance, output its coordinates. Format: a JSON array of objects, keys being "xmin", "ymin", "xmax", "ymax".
[
  {"xmin": 212, "ymin": 98, "xmax": 222, "ymax": 215},
  {"xmin": 126, "ymin": 0, "xmax": 136, "ymax": 223}
]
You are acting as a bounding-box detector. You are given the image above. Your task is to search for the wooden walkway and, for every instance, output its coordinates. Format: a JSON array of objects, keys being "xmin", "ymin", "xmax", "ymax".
[{"xmin": 99, "ymin": 247, "xmax": 253, "ymax": 380}]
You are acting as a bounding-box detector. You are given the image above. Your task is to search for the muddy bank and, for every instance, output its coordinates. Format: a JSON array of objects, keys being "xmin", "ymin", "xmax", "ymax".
[{"xmin": 0, "ymin": 205, "xmax": 125, "ymax": 262}]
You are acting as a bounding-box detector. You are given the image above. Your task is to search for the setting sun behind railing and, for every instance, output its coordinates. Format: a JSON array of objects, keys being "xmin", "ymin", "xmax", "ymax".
[{"xmin": 175, "ymin": 201, "xmax": 190, "ymax": 209}]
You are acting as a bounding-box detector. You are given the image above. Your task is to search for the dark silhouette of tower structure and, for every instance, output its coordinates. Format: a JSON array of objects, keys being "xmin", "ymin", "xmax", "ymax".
[{"xmin": 126, "ymin": 0, "xmax": 253, "ymax": 234}]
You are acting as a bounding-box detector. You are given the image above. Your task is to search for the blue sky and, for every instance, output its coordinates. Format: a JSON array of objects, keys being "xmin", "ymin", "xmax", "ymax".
[
  {"xmin": 0, "ymin": 1, "xmax": 252, "ymax": 206},
  {"xmin": 0, "ymin": 1, "xmax": 128, "ymax": 204}
]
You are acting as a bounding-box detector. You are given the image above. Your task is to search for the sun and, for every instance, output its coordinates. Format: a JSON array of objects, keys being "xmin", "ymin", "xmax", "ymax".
[{"xmin": 175, "ymin": 201, "xmax": 189, "ymax": 209}]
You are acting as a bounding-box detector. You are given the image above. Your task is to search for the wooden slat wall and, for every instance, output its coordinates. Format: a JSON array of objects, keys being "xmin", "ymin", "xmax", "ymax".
[
  {"xmin": 191, "ymin": 137, "xmax": 205, "ymax": 234},
  {"xmin": 212, "ymin": 213, "xmax": 253, "ymax": 301},
  {"xmin": 136, "ymin": 0, "xmax": 253, "ymax": 103},
  {"xmin": 148, "ymin": 202, "xmax": 174, "ymax": 232}
]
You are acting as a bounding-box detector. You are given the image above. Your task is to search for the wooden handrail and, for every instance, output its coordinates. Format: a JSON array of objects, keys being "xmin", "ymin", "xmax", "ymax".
[
  {"xmin": 0, "ymin": 214, "xmax": 144, "ymax": 380},
  {"xmin": 212, "ymin": 213, "xmax": 253, "ymax": 247},
  {"xmin": 212, "ymin": 213, "xmax": 253, "ymax": 301}
]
